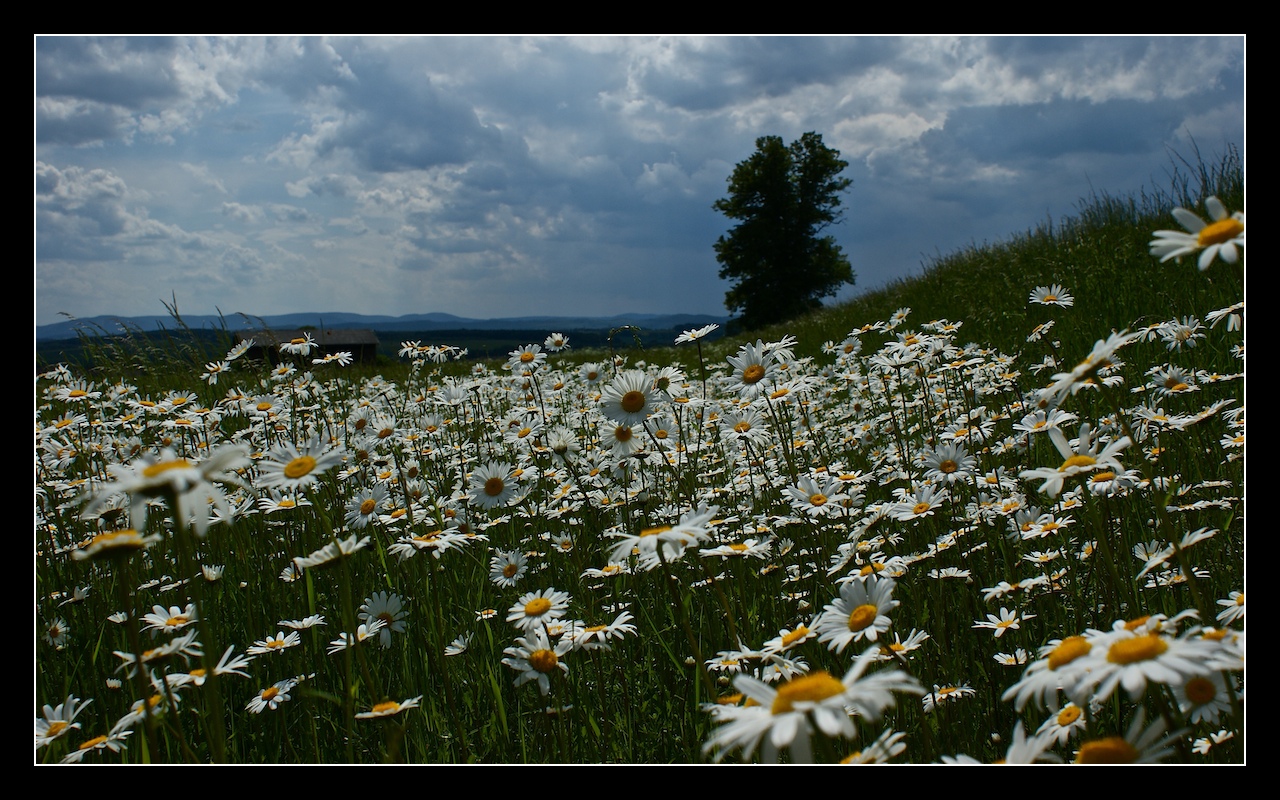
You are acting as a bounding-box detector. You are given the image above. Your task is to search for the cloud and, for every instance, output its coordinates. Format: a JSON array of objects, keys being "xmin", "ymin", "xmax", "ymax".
[{"xmin": 35, "ymin": 36, "xmax": 1244, "ymax": 325}]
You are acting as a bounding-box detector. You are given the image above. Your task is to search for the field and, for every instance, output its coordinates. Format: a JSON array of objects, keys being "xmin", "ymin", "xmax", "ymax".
[{"xmin": 35, "ymin": 152, "xmax": 1244, "ymax": 764}]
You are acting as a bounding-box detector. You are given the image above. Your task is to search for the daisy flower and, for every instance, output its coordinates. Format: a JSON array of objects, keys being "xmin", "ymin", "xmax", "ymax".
[
  {"xmin": 43, "ymin": 617, "xmax": 70, "ymax": 649},
  {"xmin": 840, "ymin": 728, "xmax": 908, "ymax": 764},
  {"xmin": 725, "ymin": 340, "xmax": 777, "ymax": 399},
  {"xmin": 543, "ymin": 332, "xmax": 570, "ymax": 352},
  {"xmin": 1149, "ymin": 195, "xmax": 1243, "ymax": 270},
  {"xmin": 356, "ymin": 696, "xmax": 423, "ymax": 720},
  {"xmin": 922, "ymin": 683, "xmax": 974, "ymax": 713},
  {"xmin": 922, "ymin": 442, "xmax": 976, "ymax": 485},
  {"xmin": 703, "ymin": 649, "xmax": 921, "ymax": 763},
  {"xmin": 37, "ymin": 695, "xmax": 92, "ymax": 749},
  {"xmin": 489, "ymin": 549, "xmax": 529, "ymax": 588},
  {"xmin": 1175, "ymin": 671, "xmax": 1236, "ymax": 725},
  {"xmin": 506, "ymin": 588, "xmax": 571, "ymax": 633},
  {"xmin": 258, "ymin": 436, "xmax": 346, "ymax": 492},
  {"xmin": 1037, "ymin": 702, "xmax": 1087, "ymax": 746},
  {"xmin": 246, "ymin": 679, "xmax": 297, "ymax": 713},
  {"xmin": 60, "ymin": 731, "xmax": 132, "ymax": 763},
  {"xmin": 344, "ymin": 484, "xmax": 389, "ymax": 529},
  {"xmin": 502, "ymin": 627, "xmax": 572, "ymax": 696},
  {"xmin": 327, "ymin": 620, "xmax": 386, "ymax": 654},
  {"xmin": 79, "ymin": 444, "xmax": 250, "ymax": 536},
  {"xmin": 813, "ymin": 575, "xmax": 899, "ymax": 653},
  {"xmin": 246, "ymin": 631, "xmax": 302, "ymax": 656},
  {"xmin": 445, "ymin": 633, "xmax": 472, "ymax": 656},
  {"xmin": 1019, "ymin": 423, "xmax": 1130, "ymax": 498},
  {"xmin": 1075, "ymin": 626, "xmax": 1213, "ymax": 702},
  {"xmin": 359, "ymin": 591, "xmax": 407, "ymax": 648},
  {"xmin": 972, "ymin": 607, "xmax": 1035, "ymax": 638},
  {"xmin": 468, "ymin": 461, "xmax": 518, "ymax": 510},
  {"xmin": 140, "ymin": 603, "xmax": 198, "ymax": 636},
  {"xmin": 294, "ymin": 534, "xmax": 371, "ymax": 570},
  {"xmin": 599, "ymin": 370, "xmax": 657, "ymax": 425},
  {"xmin": 783, "ymin": 475, "xmax": 849, "ymax": 518},
  {"xmin": 278, "ymin": 615, "xmax": 326, "ymax": 630},
  {"xmin": 568, "ymin": 610, "xmax": 637, "ymax": 652},
  {"xmin": 1074, "ymin": 710, "xmax": 1181, "ymax": 764},
  {"xmin": 505, "ymin": 343, "xmax": 546, "ymax": 373},
  {"xmin": 675, "ymin": 323, "xmax": 719, "ymax": 344},
  {"xmin": 1216, "ymin": 590, "xmax": 1244, "ymax": 626},
  {"xmin": 1028, "ymin": 284, "xmax": 1074, "ymax": 307}
]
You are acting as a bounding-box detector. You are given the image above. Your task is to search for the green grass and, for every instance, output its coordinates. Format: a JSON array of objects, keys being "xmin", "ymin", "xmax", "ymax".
[{"xmin": 35, "ymin": 148, "xmax": 1243, "ymax": 764}]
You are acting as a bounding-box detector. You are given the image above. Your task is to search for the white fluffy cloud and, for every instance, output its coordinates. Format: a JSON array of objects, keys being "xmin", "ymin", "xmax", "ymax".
[{"xmin": 36, "ymin": 36, "xmax": 1244, "ymax": 325}]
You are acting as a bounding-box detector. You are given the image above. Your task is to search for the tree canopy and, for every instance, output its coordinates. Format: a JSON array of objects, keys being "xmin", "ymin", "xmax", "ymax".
[{"xmin": 713, "ymin": 132, "xmax": 854, "ymax": 330}]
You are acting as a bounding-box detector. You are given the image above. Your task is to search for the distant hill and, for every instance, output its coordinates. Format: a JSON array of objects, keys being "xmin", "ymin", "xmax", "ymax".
[{"xmin": 36, "ymin": 311, "xmax": 727, "ymax": 342}]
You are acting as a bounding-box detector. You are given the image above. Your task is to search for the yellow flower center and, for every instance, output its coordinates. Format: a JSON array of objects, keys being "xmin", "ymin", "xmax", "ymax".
[
  {"xmin": 911, "ymin": 502, "xmax": 932, "ymax": 515},
  {"xmin": 620, "ymin": 390, "xmax": 647, "ymax": 414},
  {"xmin": 484, "ymin": 477, "xmax": 506, "ymax": 497},
  {"xmin": 1107, "ymin": 633, "xmax": 1168, "ymax": 664},
  {"xmin": 780, "ymin": 626, "xmax": 810, "ymax": 647},
  {"xmin": 164, "ymin": 616, "xmax": 188, "ymax": 627},
  {"xmin": 359, "ymin": 499, "xmax": 377, "ymax": 515},
  {"xmin": 809, "ymin": 493, "xmax": 828, "ymax": 506},
  {"xmin": 939, "ymin": 459, "xmax": 958, "ymax": 474},
  {"xmin": 1183, "ymin": 676, "xmax": 1218, "ymax": 706},
  {"xmin": 262, "ymin": 687, "xmax": 280, "ymax": 702},
  {"xmin": 529, "ymin": 649, "xmax": 559, "ymax": 673},
  {"xmin": 371, "ymin": 701, "xmax": 400, "ymax": 714},
  {"xmin": 614, "ymin": 426, "xmax": 633, "ymax": 442},
  {"xmin": 1055, "ymin": 705, "xmax": 1082, "ymax": 726},
  {"xmin": 377, "ymin": 427, "xmax": 394, "ymax": 439},
  {"xmin": 524, "ymin": 597, "xmax": 553, "ymax": 617},
  {"xmin": 771, "ymin": 671, "xmax": 845, "ymax": 714},
  {"xmin": 517, "ymin": 427, "xmax": 533, "ymax": 438},
  {"xmin": 1197, "ymin": 217, "xmax": 1243, "ymax": 246},
  {"xmin": 1059, "ymin": 454, "xmax": 1097, "ymax": 471},
  {"xmin": 1091, "ymin": 471, "xmax": 1116, "ymax": 483},
  {"xmin": 728, "ymin": 543, "xmax": 749, "ymax": 552},
  {"xmin": 79, "ymin": 735, "xmax": 108, "ymax": 750},
  {"xmin": 45, "ymin": 721, "xmax": 68, "ymax": 737},
  {"xmin": 503, "ymin": 563, "xmax": 519, "ymax": 578},
  {"xmin": 1075, "ymin": 737, "xmax": 1137, "ymax": 764},
  {"xmin": 741, "ymin": 364, "xmax": 766, "ymax": 384},
  {"xmin": 256, "ymin": 402, "xmax": 273, "ymax": 412},
  {"xmin": 1043, "ymin": 294, "xmax": 1058, "ymax": 303},
  {"xmin": 847, "ymin": 603, "xmax": 878, "ymax": 632},
  {"xmin": 267, "ymin": 639, "xmax": 285, "ymax": 649},
  {"xmin": 1047, "ymin": 636, "xmax": 1091, "ymax": 670},
  {"xmin": 283, "ymin": 456, "xmax": 316, "ymax": 479},
  {"xmin": 142, "ymin": 459, "xmax": 191, "ymax": 478},
  {"xmin": 520, "ymin": 352, "xmax": 536, "ymax": 363}
]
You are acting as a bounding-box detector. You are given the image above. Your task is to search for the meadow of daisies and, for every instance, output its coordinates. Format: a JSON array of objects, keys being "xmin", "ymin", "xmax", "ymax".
[{"xmin": 36, "ymin": 173, "xmax": 1244, "ymax": 764}]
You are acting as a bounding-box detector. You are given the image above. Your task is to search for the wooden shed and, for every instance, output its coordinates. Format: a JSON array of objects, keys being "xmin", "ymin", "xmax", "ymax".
[{"xmin": 233, "ymin": 328, "xmax": 380, "ymax": 365}]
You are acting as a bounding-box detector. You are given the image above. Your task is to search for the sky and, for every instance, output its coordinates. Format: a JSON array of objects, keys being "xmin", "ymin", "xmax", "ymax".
[{"xmin": 35, "ymin": 36, "xmax": 1245, "ymax": 328}]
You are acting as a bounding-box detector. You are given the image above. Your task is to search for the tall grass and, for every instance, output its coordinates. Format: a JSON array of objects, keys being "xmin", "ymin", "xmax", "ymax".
[{"xmin": 35, "ymin": 152, "xmax": 1243, "ymax": 764}]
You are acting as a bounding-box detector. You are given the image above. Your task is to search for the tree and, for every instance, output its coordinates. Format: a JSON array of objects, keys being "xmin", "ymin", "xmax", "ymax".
[{"xmin": 713, "ymin": 132, "xmax": 855, "ymax": 330}]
